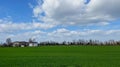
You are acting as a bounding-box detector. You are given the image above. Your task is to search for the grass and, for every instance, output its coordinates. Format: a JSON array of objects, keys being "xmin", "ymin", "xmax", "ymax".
[{"xmin": 0, "ymin": 46, "xmax": 120, "ymax": 67}]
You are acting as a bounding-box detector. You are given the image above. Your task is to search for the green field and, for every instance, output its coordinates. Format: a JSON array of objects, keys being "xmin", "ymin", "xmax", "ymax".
[{"xmin": 0, "ymin": 46, "xmax": 120, "ymax": 67}]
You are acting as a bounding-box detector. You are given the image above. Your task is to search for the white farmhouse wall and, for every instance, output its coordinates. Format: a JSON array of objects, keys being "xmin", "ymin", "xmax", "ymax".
[{"xmin": 29, "ymin": 43, "xmax": 33, "ymax": 47}]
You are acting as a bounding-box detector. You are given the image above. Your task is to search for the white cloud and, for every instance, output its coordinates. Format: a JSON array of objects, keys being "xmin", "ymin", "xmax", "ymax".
[
  {"xmin": 0, "ymin": 19, "xmax": 55, "ymax": 33},
  {"xmin": 33, "ymin": 5, "xmax": 43, "ymax": 17},
  {"xmin": 87, "ymin": 0, "xmax": 120, "ymax": 18},
  {"xmin": 1, "ymin": 27, "xmax": 120, "ymax": 42},
  {"xmin": 47, "ymin": 28, "xmax": 120, "ymax": 42},
  {"xmin": 1, "ymin": 0, "xmax": 120, "ymax": 42},
  {"xmin": 33, "ymin": 0, "xmax": 120, "ymax": 26},
  {"xmin": 48, "ymin": 28, "xmax": 101, "ymax": 37},
  {"xmin": 0, "ymin": 30, "xmax": 46, "ymax": 42}
]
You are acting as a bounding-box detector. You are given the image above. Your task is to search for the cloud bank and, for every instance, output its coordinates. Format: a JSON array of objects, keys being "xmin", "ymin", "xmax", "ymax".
[
  {"xmin": 1, "ymin": 0, "xmax": 120, "ymax": 42},
  {"xmin": 33, "ymin": 0, "xmax": 120, "ymax": 26},
  {"xmin": 1, "ymin": 28, "xmax": 120, "ymax": 42}
]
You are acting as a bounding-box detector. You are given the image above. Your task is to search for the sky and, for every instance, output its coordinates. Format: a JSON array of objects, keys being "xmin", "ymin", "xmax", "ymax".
[{"xmin": 0, "ymin": 0, "xmax": 120, "ymax": 43}]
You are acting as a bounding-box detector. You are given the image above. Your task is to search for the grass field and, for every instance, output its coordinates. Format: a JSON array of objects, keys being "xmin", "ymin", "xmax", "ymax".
[{"xmin": 0, "ymin": 46, "xmax": 120, "ymax": 67}]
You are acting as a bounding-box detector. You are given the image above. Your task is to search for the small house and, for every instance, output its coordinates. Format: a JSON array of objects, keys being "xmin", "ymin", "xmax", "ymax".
[
  {"xmin": 12, "ymin": 41, "xmax": 29, "ymax": 47},
  {"xmin": 29, "ymin": 42, "xmax": 38, "ymax": 47}
]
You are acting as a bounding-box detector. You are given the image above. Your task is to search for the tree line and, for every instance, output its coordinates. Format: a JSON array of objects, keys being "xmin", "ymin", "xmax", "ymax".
[
  {"xmin": 0, "ymin": 38, "xmax": 120, "ymax": 47},
  {"xmin": 38, "ymin": 39, "xmax": 120, "ymax": 46}
]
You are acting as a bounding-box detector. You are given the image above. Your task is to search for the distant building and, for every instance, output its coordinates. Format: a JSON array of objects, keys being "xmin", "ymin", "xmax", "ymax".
[
  {"xmin": 4, "ymin": 38, "xmax": 38, "ymax": 47},
  {"xmin": 28, "ymin": 38, "xmax": 38, "ymax": 47},
  {"xmin": 12, "ymin": 41, "xmax": 28, "ymax": 47},
  {"xmin": 12, "ymin": 41, "xmax": 38, "ymax": 47},
  {"xmin": 29, "ymin": 42, "xmax": 38, "ymax": 47}
]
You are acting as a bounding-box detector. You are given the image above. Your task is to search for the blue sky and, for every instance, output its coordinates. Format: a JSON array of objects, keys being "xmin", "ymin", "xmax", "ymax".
[
  {"xmin": 0, "ymin": 0, "xmax": 120, "ymax": 42},
  {"xmin": 0, "ymin": 0, "xmax": 35, "ymax": 22}
]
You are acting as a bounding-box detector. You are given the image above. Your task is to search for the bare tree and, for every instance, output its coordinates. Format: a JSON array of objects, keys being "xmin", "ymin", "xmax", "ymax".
[
  {"xmin": 29, "ymin": 38, "xmax": 33, "ymax": 42},
  {"xmin": 6, "ymin": 38, "xmax": 12, "ymax": 45}
]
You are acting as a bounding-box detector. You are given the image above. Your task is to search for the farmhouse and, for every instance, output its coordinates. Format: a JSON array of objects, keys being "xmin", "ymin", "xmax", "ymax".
[
  {"xmin": 12, "ymin": 41, "xmax": 28, "ymax": 47},
  {"xmin": 12, "ymin": 41, "xmax": 38, "ymax": 47},
  {"xmin": 29, "ymin": 42, "xmax": 38, "ymax": 47}
]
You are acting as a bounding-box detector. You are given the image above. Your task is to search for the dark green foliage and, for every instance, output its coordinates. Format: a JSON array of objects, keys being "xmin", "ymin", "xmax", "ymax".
[
  {"xmin": 1, "ymin": 39, "xmax": 120, "ymax": 47},
  {"xmin": 38, "ymin": 40, "xmax": 120, "ymax": 46},
  {"xmin": 0, "ymin": 46, "xmax": 120, "ymax": 67}
]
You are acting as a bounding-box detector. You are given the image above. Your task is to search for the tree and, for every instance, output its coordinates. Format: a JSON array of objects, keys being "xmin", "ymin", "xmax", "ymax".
[
  {"xmin": 6, "ymin": 38, "xmax": 12, "ymax": 45},
  {"xmin": 29, "ymin": 38, "xmax": 36, "ymax": 42}
]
